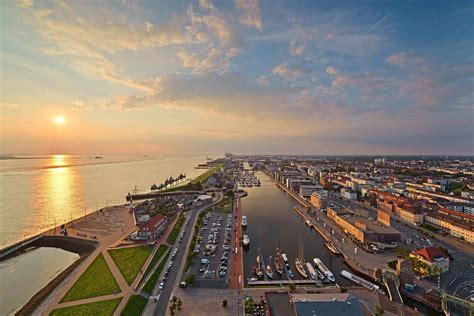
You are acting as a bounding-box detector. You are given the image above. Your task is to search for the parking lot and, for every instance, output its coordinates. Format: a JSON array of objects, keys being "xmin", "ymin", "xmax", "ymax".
[{"xmin": 190, "ymin": 212, "xmax": 234, "ymax": 287}]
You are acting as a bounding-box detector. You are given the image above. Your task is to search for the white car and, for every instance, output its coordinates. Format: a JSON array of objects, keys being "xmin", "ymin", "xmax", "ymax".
[{"xmin": 159, "ymin": 282, "xmax": 165, "ymax": 290}]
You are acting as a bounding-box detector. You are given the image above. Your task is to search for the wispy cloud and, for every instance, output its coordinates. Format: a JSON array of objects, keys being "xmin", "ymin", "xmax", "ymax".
[{"xmin": 235, "ymin": 0, "xmax": 263, "ymax": 30}]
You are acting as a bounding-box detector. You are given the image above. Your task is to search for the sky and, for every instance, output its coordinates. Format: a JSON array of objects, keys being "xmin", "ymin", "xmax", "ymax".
[{"xmin": 0, "ymin": 0, "xmax": 473, "ymax": 155}]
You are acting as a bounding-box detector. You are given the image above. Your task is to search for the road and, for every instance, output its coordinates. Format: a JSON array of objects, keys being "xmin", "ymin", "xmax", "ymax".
[{"xmin": 150, "ymin": 193, "xmax": 223, "ymax": 316}]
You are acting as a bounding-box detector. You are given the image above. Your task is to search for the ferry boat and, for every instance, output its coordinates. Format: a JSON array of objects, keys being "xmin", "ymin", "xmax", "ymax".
[
  {"xmin": 274, "ymin": 247, "xmax": 284, "ymax": 275},
  {"xmin": 281, "ymin": 252, "xmax": 290, "ymax": 267},
  {"xmin": 340, "ymin": 270, "xmax": 384, "ymax": 294},
  {"xmin": 295, "ymin": 236, "xmax": 308, "ymax": 278},
  {"xmin": 325, "ymin": 241, "xmax": 341, "ymax": 255},
  {"xmin": 242, "ymin": 235, "xmax": 250, "ymax": 247},
  {"xmin": 242, "ymin": 216, "xmax": 248, "ymax": 228},
  {"xmin": 313, "ymin": 258, "xmax": 335, "ymax": 282},
  {"xmin": 266, "ymin": 261, "xmax": 274, "ymax": 279},
  {"xmin": 305, "ymin": 262, "xmax": 318, "ymax": 280}
]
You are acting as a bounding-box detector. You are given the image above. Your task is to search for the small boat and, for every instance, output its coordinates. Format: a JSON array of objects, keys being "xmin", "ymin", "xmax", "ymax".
[
  {"xmin": 242, "ymin": 235, "xmax": 250, "ymax": 247},
  {"xmin": 255, "ymin": 251, "xmax": 264, "ymax": 279},
  {"xmin": 274, "ymin": 247, "xmax": 284, "ymax": 275},
  {"xmin": 295, "ymin": 236, "xmax": 308, "ymax": 278},
  {"xmin": 242, "ymin": 216, "xmax": 248, "ymax": 228},
  {"xmin": 266, "ymin": 262, "xmax": 274, "ymax": 279},
  {"xmin": 325, "ymin": 241, "xmax": 341, "ymax": 255},
  {"xmin": 281, "ymin": 252, "xmax": 290, "ymax": 267},
  {"xmin": 313, "ymin": 258, "xmax": 335, "ymax": 283},
  {"xmin": 305, "ymin": 220, "xmax": 311, "ymax": 226},
  {"xmin": 288, "ymin": 268, "xmax": 294, "ymax": 278},
  {"xmin": 306, "ymin": 262, "xmax": 318, "ymax": 280},
  {"xmin": 248, "ymin": 277, "xmax": 258, "ymax": 282}
]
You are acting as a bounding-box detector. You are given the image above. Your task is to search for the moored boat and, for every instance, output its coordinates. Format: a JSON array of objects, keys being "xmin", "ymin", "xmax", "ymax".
[
  {"xmin": 325, "ymin": 241, "xmax": 341, "ymax": 255},
  {"xmin": 242, "ymin": 235, "xmax": 250, "ymax": 247},
  {"xmin": 255, "ymin": 250, "xmax": 264, "ymax": 279},
  {"xmin": 266, "ymin": 262, "xmax": 274, "ymax": 279},
  {"xmin": 281, "ymin": 252, "xmax": 290, "ymax": 267},
  {"xmin": 313, "ymin": 258, "xmax": 335, "ymax": 282},
  {"xmin": 274, "ymin": 247, "xmax": 284, "ymax": 275},
  {"xmin": 305, "ymin": 262, "xmax": 318, "ymax": 280},
  {"xmin": 340, "ymin": 270, "xmax": 384, "ymax": 294},
  {"xmin": 295, "ymin": 236, "xmax": 308, "ymax": 279},
  {"xmin": 242, "ymin": 215, "xmax": 248, "ymax": 227}
]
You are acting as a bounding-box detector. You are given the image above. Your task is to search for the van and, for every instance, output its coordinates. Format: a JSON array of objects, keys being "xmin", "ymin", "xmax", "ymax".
[{"xmin": 201, "ymin": 258, "xmax": 209, "ymax": 265}]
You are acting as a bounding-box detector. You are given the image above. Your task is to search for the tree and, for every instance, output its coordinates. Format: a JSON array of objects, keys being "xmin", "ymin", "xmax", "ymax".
[
  {"xmin": 177, "ymin": 298, "xmax": 182, "ymax": 310},
  {"xmin": 289, "ymin": 282, "xmax": 296, "ymax": 292},
  {"xmin": 339, "ymin": 287, "xmax": 348, "ymax": 293},
  {"xmin": 222, "ymin": 299, "xmax": 228, "ymax": 307},
  {"xmin": 185, "ymin": 274, "xmax": 195, "ymax": 285},
  {"xmin": 169, "ymin": 305, "xmax": 175, "ymax": 315},
  {"xmin": 375, "ymin": 304, "xmax": 384, "ymax": 315}
]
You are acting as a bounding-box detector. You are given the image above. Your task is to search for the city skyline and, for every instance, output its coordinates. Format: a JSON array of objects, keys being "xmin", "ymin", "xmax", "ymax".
[{"xmin": 1, "ymin": 0, "xmax": 473, "ymax": 155}]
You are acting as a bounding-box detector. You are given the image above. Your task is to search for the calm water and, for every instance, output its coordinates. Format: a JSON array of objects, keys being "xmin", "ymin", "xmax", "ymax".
[
  {"xmin": 0, "ymin": 247, "xmax": 79, "ymax": 315},
  {"xmin": 241, "ymin": 172, "xmax": 350, "ymax": 285},
  {"xmin": 0, "ymin": 154, "xmax": 209, "ymax": 248}
]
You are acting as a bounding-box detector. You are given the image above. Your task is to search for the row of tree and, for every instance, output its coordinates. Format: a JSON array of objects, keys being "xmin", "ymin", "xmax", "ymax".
[{"xmin": 151, "ymin": 174, "xmax": 186, "ymax": 191}]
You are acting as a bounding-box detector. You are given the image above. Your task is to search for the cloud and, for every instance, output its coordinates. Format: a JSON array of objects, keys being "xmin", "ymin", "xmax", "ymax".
[
  {"xmin": 72, "ymin": 99, "xmax": 86, "ymax": 109},
  {"xmin": 272, "ymin": 63, "xmax": 304, "ymax": 80},
  {"xmin": 256, "ymin": 75, "xmax": 269, "ymax": 85},
  {"xmin": 0, "ymin": 102, "xmax": 19, "ymax": 108},
  {"xmin": 17, "ymin": 0, "xmax": 33, "ymax": 8},
  {"xmin": 235, "ymin": 0, "xmax": 262, "ymax": 30},
  {"xmin": 289, "ymin": 39, "xmax": 305, "ymax": 56},
  {"xmin": 386, "ymin": 51, "xmax": 427, "ymax": 70},
  {"xmin": 325, "ymin": 66, "xmax": 338, "ymax": 75}
]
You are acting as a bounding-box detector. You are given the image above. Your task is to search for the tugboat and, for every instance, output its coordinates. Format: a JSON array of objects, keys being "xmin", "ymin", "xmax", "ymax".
[
  {"xmin": 266, "ymin": 258, "xmax": 274, "ymax": 279},
  {"xmin": 295, "ymin": 236, "xmax": 308, "ymax": 279},
  {"xmin": 274, "ymin": 246, "xmax": 284, "ymax": 275},
  {"xmin": 325, "ymin": 241, "xmax": 341, "ymax": 255},
  {"xmin": 242, "ymin": 235, "xmax": 250, "ymax": 247}
]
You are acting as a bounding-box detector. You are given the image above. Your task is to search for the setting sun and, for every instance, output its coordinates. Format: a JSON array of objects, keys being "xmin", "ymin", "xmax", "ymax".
[{"xmin": 54, "ymin": 116, "xmax": 65, "ymax": 125}]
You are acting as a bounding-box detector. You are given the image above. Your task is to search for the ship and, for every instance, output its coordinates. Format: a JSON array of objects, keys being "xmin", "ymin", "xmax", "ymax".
[
  {"xmin": 266, "ymin": 259, "xmax": 274, "ymax": 279},
  {"xmin": 255, "ymin": 250, "xmax": 264, "ymax": 279},
  {"xmin": 305, "ymin": 262, "xmax": 318, "ymax": 280},
  {"xmin": 281, "ymin": 252, "xmax": 290, "ymax": 268},
  {"xmin": 313, "ymin": 258, "xmax": 335, "ymax": 282},
  {"xmin": 274, "ymin": 247, "xmax": 284, "ymax": 275},
  {"xmin": 340, "ymin": 270, "xmax": 384, "ymax": 294},
  {"xmin": 295, "ymin": 236, "xmax": 308, "ymax": 279},
  {"xmin": 242, "ymin": 235, "xmax": 250, "ymax": 247},
  {"xmin": 242, "ymin": 215, "xmax": 248, "ymax": 228},
  {"xmin": 325, "ymin": 241, "xmax": 341, "ymax": 255}
]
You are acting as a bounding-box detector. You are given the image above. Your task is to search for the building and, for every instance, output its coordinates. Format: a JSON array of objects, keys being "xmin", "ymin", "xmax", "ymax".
[
  {"xmin": 292, "ymin": 293, "xmax": 364, "ymax": 316},
  {"xmin": 424, "ymin": 208, "xmax": 474, "ymax": 243},
  {"xmin": 299, "ymin": 184, "xmax": 323, "ymax": 198},
  {"xmin": 137, "ymin": 214, "xmax": 167, "ymax": 239},
  {"xmin": 341, "ymin": 187, "xmax": 357, "ymax": 200},
  {"xmin": 396, "ymin": 203, "xmax": 424, "ymax": 224},
  {"xmin": 310, "ymin": 190, "xmax": 328, "ymax": 210},
  {"xmin": 377, "ymin": 210, "xmax": 391, "ymax": 227},
  {"xmin": 327, "ymin": 206, "xmax": 401, "ymax": 245},
  {"xmin": 410, "ymin": 247, "xmax": 450, "ymax": 274}
]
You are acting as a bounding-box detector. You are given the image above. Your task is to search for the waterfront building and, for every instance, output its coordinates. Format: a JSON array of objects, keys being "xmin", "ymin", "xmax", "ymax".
[
  {"xmin": 299, "ymin": 184, "xmax": 323, "ymax": 198},
  {"xmin": 410, "ymin": 247, "xmax": 450, "ymax": 274},
  {"xmin": 137, "ymin": 214, "xmax": 167, "ymax": 239},
  {"xmin": 327, "ymin": 207, "xmax": 401, "ymax": 245},
  {"xmin": 291, "ymin": 293, "xmax": 364, "ymax": 316},
  {"xmin": 310, "ymin": 190, "xmax": 328, "ymax": 210}
]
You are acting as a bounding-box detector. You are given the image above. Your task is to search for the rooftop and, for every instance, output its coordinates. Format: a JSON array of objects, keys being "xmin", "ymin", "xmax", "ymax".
[
  {"xmin": 411, "ymin": 247, "xmax": 448, "ymax": 263},
  {"xmin": 291, "ymin": 293, "xmax": 364, "ymax": 316}
]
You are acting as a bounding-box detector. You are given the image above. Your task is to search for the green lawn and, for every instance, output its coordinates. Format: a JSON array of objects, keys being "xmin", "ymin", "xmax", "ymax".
[
  {"xmin": 61, "ymin": 253, "xmax": 121, "ymax": 303},
  {"xmin": 108, "ymin": 245, "xmax": 152, "ymax": 285},
  {"xmin": 214, "ymin": 196, "xmax": 233, "ymax": 213},
  {"xmin": 120, "ymin": 295, "xmax": 148, "ymax": 316},
  {"xmin": 139, "ymin": 244, "xmax": 169, "ymax": 288},
  {"xmin": 166, "ymin": 214, "xmax": 185, "ymax": 244},
  {"xmin": 190, "ymin": 163, "xmax": 224, "ymax": 184},
  {"xmin": 143, "ymin": 248, "xmax": 171, "ymax": 293},
  {"xmin": 51, "ymin": 298, "xmax": 122, "ymax": 316}
]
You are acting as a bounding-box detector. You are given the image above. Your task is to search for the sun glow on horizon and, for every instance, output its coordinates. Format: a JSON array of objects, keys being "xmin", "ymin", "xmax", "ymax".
[{"xmin": 54, "ymin": 116, "xmax": 65, "ymax": 125}]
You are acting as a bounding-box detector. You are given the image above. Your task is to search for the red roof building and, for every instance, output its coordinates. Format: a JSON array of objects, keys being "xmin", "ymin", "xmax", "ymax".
[
  {"xmin": 138, "ymin": 214, "xmax": 168, "ymax": 239},
  {"xmin": 410, "ymin": 247, "xmax": 450, "ymax": 274}
]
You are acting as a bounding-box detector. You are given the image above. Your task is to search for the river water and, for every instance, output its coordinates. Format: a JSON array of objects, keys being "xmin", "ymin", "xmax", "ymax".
[
  {"xmin": 0, "ymin": 154, "xmax": 209, "ymax": 248},
  {"xmin": 0, "ymin": 154, "xmax": 209, "ymax": 314},
  {"xmin": 241, "ymin": 172, "xmax": 350, "ymax": 286},
  {"xmin": 0, "ymin": 247, "xmax": 80, "ymax": 315}
]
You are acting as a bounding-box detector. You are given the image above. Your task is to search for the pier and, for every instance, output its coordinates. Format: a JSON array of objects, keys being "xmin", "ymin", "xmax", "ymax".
[
  {"xmin": 126, "ymin": 190, "xmax": 202, "ymax": 201},
  {"xmin": 247, "ymin": 279, "xmax": 321, "ymax": 286}
]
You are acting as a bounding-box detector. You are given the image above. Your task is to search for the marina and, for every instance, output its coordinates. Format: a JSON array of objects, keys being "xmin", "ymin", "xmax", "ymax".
[{"xmin": 241, "ymin": 172, "xmax": 350, "ymax": 286}]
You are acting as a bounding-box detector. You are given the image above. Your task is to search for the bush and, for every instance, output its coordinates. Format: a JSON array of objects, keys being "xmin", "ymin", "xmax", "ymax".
[
  {"xmin": 340, "ymin": 287, "xmax": 348, "ymax": 293},
  {"xmin": 185, "ymin": 274, "xmax": 195, "ymax": 285},
  {"xmin": 289, "ymin": 282, "xmax": 296, "ymax": 292}
]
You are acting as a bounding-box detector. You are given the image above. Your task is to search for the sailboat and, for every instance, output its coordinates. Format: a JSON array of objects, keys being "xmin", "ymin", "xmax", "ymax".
[
  {"xmin": 266, "ymin": 256, "xmax": 274, "ymax": 279},
  {"xmin": 295, "ymin": 235, "xmax": 308, "ymax": 279},
  {"xmin": 274, "ymin": 245, "xmax": 284, "ymax": 275}
]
